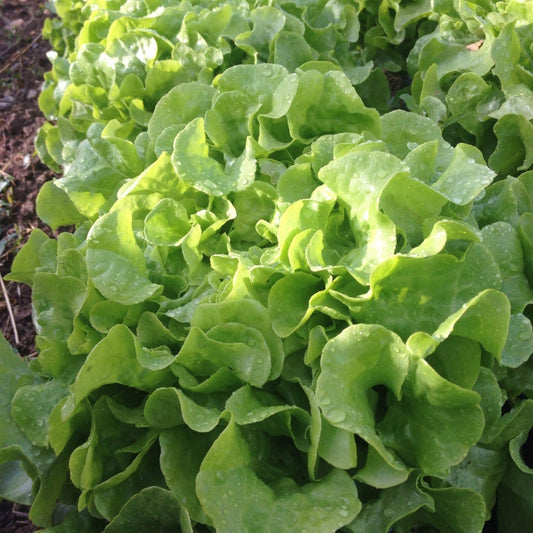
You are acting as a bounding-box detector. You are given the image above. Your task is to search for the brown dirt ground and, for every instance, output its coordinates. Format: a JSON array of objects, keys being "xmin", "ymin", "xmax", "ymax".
[{"xmin": 0, "ymin": 0, "xmax": 56, "ymax": 356}]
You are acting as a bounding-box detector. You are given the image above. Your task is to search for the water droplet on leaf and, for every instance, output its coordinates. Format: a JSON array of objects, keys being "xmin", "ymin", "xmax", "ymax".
[{"xmin": 328, "ymin": 409, "xmax": 346, "ymax": 423}]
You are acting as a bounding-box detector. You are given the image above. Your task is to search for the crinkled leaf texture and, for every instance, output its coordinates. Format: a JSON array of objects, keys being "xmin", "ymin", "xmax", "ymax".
[{"xmin": 1, "ymin": 1, "xmax": 533, "ymax": 532}]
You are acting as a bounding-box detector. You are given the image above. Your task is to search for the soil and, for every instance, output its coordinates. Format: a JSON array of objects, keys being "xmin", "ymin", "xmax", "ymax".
[
  {"xmin": 0, "ymin": 0, "xmax": 56, "ymax": 356},
  {"xmin": 0, "ymin": 500, "xmax": 36, "ymax": 533}
]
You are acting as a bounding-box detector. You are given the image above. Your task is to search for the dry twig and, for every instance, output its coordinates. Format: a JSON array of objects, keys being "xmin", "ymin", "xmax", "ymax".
[
  {"xmin": 0, "ymin": 33, "xmax": 41, "ymax": 76},
  {"xmin": 0, "ymin": 275, "xmax": 19, "ymax": 344}
]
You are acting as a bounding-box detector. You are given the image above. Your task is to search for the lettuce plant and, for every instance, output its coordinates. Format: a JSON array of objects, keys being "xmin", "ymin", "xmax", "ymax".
[
  {"xmin": 403, "ymin": 0, "xmax": 533, "ymax": 178},
  {"xmin": 1, "ymin": 1, "xmax": 532, "ymax": 532}
]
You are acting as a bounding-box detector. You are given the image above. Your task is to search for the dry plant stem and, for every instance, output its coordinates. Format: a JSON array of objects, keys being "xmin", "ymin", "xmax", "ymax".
[
  {"xmin": 0, "ymin": 275, "xmax": 20, "ymax": 345},
  {"xmin": 0, "ymin": 33, "xmax": 41, "ymax": 76}
]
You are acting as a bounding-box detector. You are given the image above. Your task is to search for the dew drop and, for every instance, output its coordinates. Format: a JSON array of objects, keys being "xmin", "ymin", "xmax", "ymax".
[
  {"xmin": 384, "ymin": 507, "xmax": 395, "ymax": 518},
  {"xmin": 328, "ymin": 409, "xmax": 346, "ymax": 423}
]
